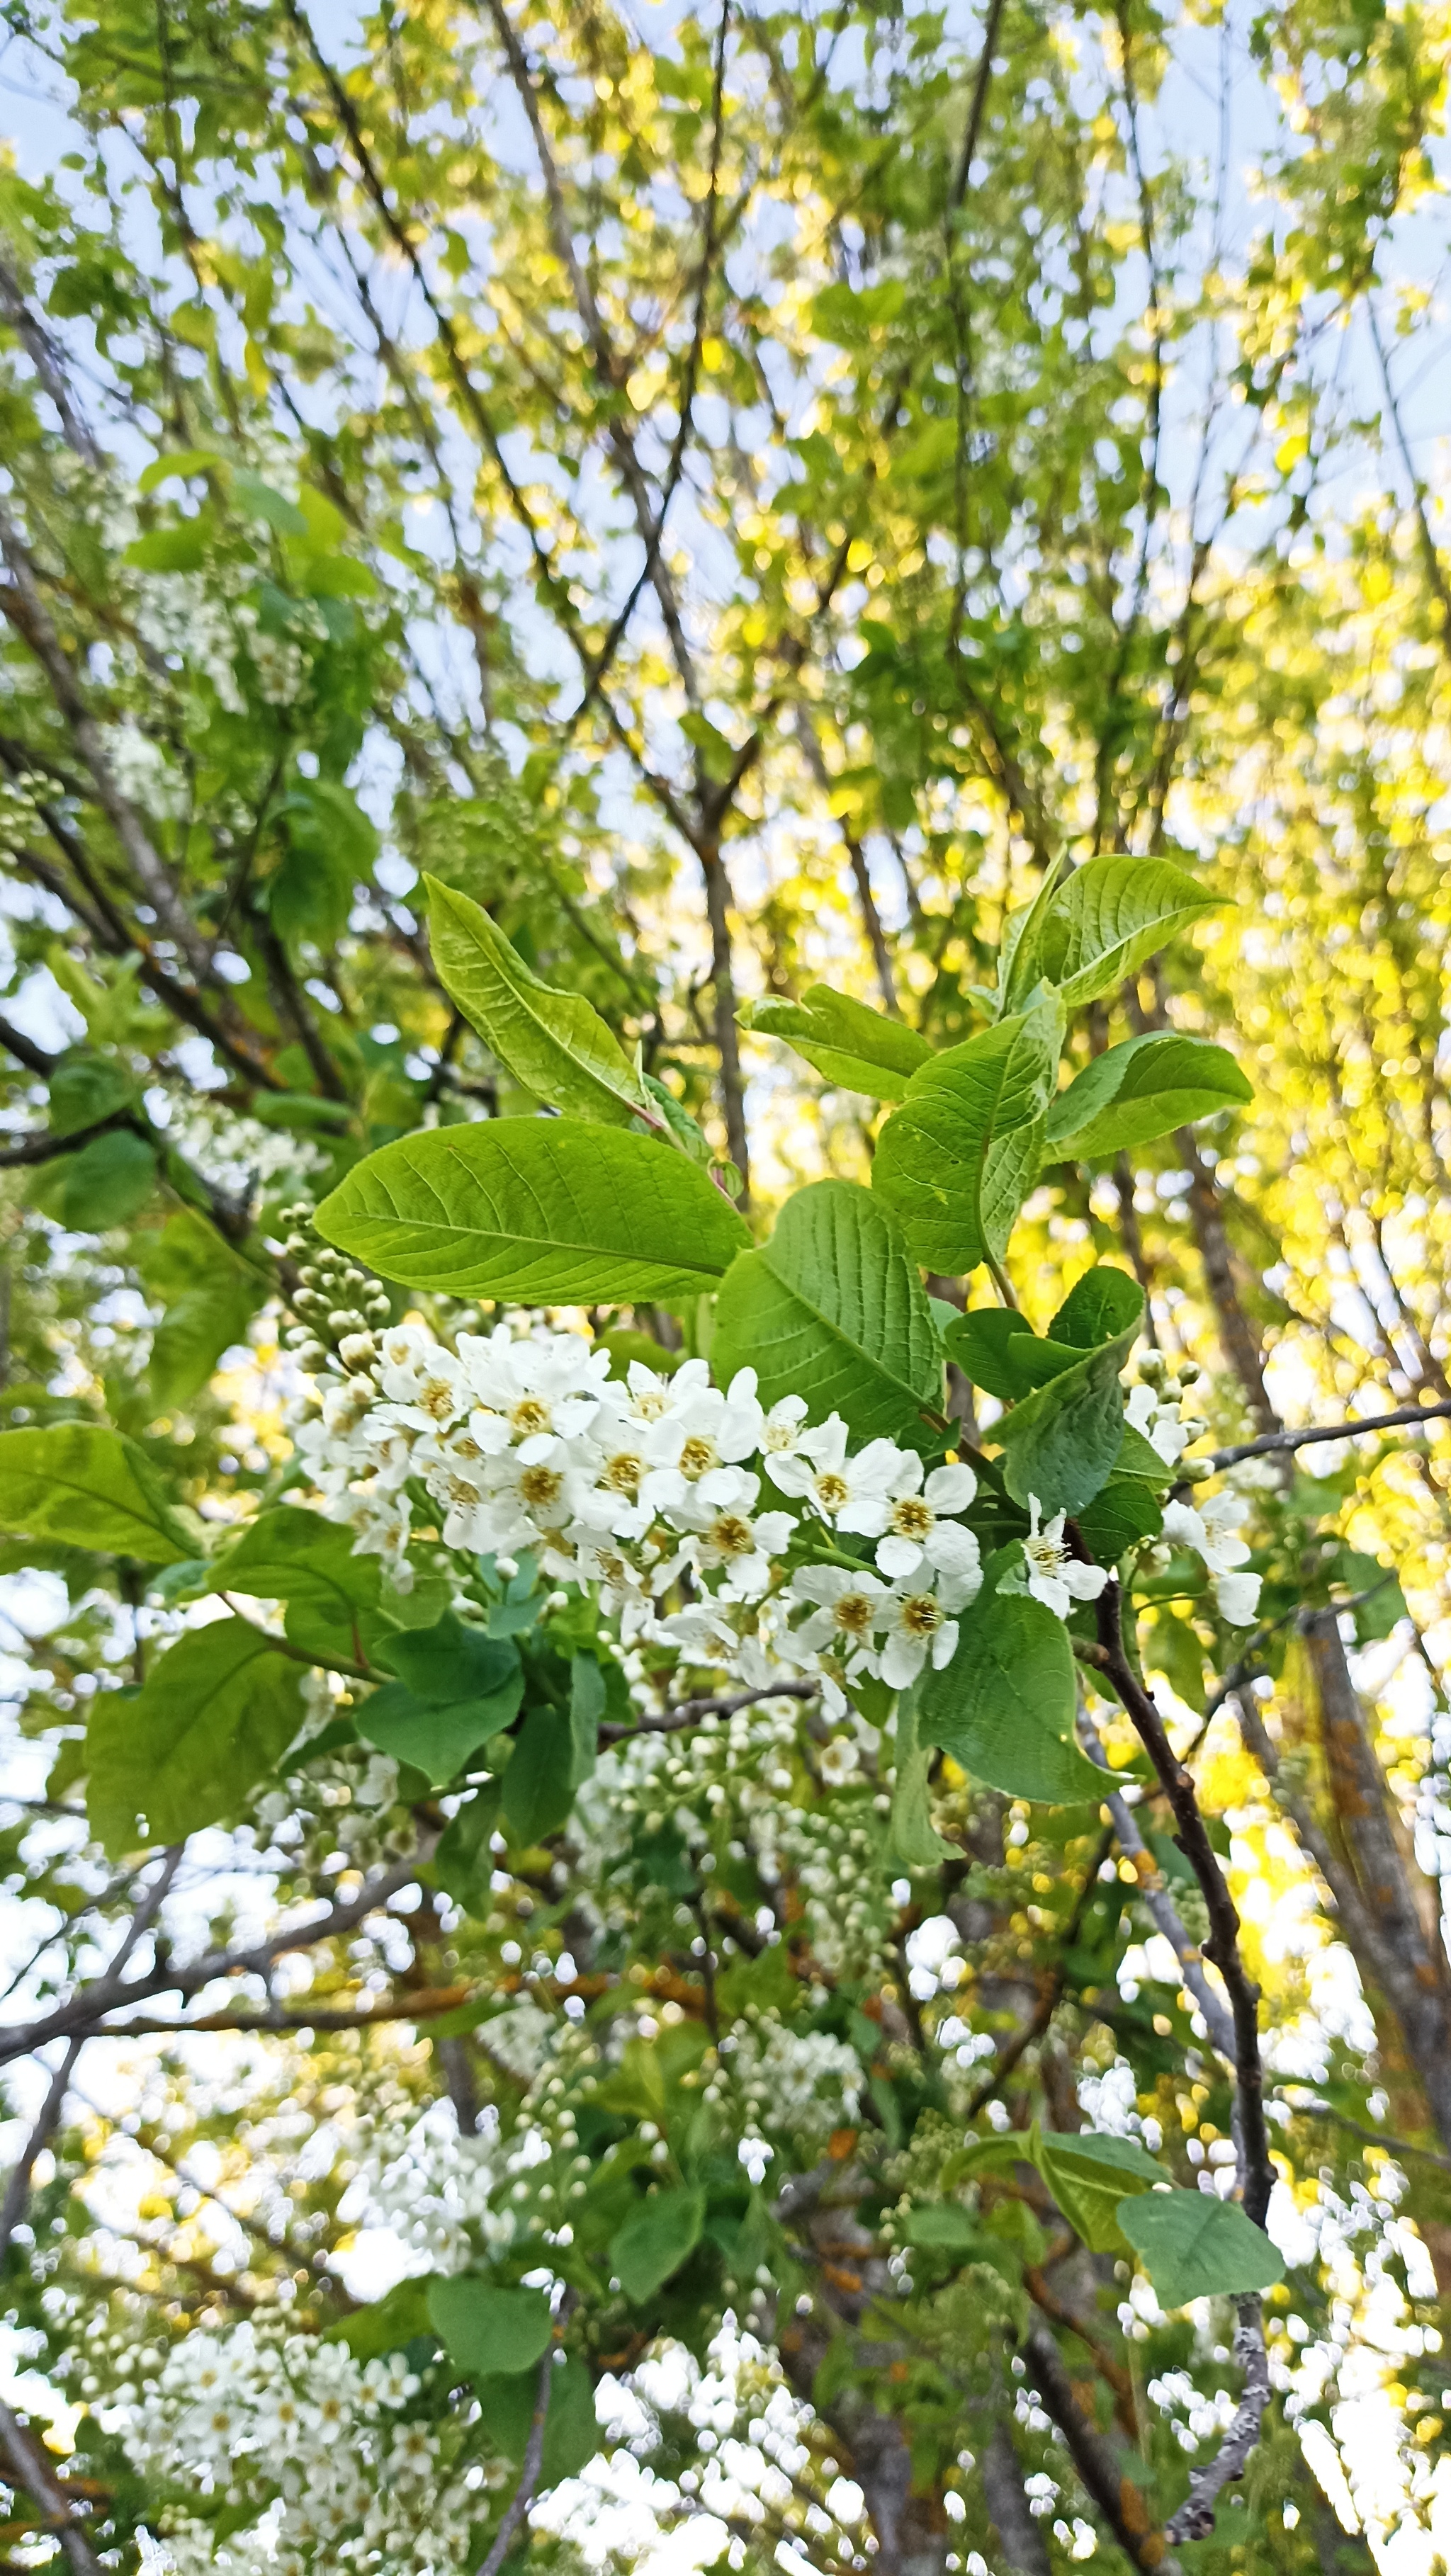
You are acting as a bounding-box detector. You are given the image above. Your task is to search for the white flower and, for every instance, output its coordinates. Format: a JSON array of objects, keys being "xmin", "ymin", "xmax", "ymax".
[
  {"xmin": 1162, "ymin": 1492, "xmax": 1260, "ymax": 1625},
  {"xmin": 875, "ymin": 1582, "xmax": 963, "ymax": 1688},
  {"xmin": 477, "ymin": 1438, "xmax": 594, "ymax": 1548},
  {"xmin": 818, "ymin": 1733, "xmax": 859, "ymax": 1786},
  {"xmin": 765, "ymin": 1417, "xmax": 905, "ymax": 1531},
  {"xmin": 456, "ymin": 1324, "xmax": 609, "ymax": 1448},
  {"xmin": 1020, "ymin": 1495, "xmax": 1109, "ymax": 1621},
  {"xmin": 760, "ymin": 1393, "xmax": 811, "ymax": 1455},
  {"xmin": 1212, "ymin": 1570, "xmax": 1262, "ymax": 1625},
  {"xmin": 633, "ymin": 1368, "xmax": 766, "ymax": 1518},
  {"xmin": 376, "ymin": 1330, "xmax": 468, "ymax": 1429},
  {"xmin": 787, "ymin": 1563, "xmax": 887, "ymax": 1669},
  {"xmin": 871, "ymin": 1455, "xmax": 980, "ymax": 1580},
  {"xmin": 1126, "ymin": 1380, "xmax": 1192, "ymax": 1467}
]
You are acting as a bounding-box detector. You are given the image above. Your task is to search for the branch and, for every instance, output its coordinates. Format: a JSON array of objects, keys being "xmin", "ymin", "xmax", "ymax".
[
  {"xmin": 1165, "ymin": 2297, "xmax": 1270, "ymax": 2543},
  {"xmin": 1205, "ymin": 1393, "xmax": 1451, "ymax": 1471},
  {"xmin": 1022, "ymin": 2321, "xmax": 1179, "ymax": 2575},
  {"xmin": 0, "ymin": 1846, "xmax": 429, "ymax": 2067},
  {"xmin": 0, "ymin": 2402, "xmax": 101, "ymax": 2576},
  {"xmin": 1092, "ymin": 1580, "xmax": 1272, "ymax": 2225},
  {"xmin": 0, "ymin": 1110, "xmax": 142, "ymax": 1169},
  {"xmin": 74, "ymin": 1985, "xmax": 473, "ymax": 2043},
  {"xmin": 597, "ymin": 1679, "xmax": 818, "ymax": 1746},
  {"xmin": 477, "ymin": 2310, "xmax": 570, "ymax": 2576}
]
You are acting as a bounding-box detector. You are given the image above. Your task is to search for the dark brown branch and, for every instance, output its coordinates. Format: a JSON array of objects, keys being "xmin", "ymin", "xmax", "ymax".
[
  {"xmin": 1206, "ymin": 1394, "xmax": 1451, "ymax": 1471},
  {"xmin": 0, "ymin": 2402, "xmax": 101, "ymax": 2576},
  {"xmin": 1022, "ymin": 2322, "xmax": 1177, "ymax": 2575}
]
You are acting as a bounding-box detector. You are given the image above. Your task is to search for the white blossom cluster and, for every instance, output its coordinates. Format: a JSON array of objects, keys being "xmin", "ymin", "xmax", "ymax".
[
  {"xmin": 111, "ymin": 2325, "xmax": 484, "ymax": 2576},
  {"xmin": 293, "ymin": 1320, "xmax": 986, "ymax": 1704},
  {"xmin": 724, "ymin": 2019, "xmax": 864, "ymax": 2141},
  {"xmin": 288, "ymin": 1314, "xmax": 1261, "ymax": 1747}
]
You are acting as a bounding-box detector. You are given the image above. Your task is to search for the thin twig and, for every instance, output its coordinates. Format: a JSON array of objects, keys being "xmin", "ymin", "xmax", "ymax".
[{"xmin": 597, "ymin": 1679, "xmax": 818, "ymax": 1745}]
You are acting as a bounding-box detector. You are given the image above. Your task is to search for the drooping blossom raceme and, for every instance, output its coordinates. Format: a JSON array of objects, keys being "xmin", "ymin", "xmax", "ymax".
[
  {"xmin": 1161, "ymin": 1490, "xmax": 1262, "ymax": 1625},
  {"xmin": 286, "ymin": 1318, "xmax": 992, "ymax": 1724}
]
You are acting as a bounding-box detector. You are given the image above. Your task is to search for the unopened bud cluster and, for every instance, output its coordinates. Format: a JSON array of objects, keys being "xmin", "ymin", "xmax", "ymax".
[{"xmin": 276, "ymin": 1200, "xmax": 390, "ymax": 1371}]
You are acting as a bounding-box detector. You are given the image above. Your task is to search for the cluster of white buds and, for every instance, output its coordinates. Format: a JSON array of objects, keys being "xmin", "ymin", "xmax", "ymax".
[{"xmin": 278, "ymin": 1203, "xmax": 392, "ymax": 1373}]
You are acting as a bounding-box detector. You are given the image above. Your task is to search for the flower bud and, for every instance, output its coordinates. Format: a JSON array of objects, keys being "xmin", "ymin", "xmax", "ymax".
[
  {"xmin": 338, "ymin": 1332, "xmax": 377, "ymax": 1373},
  {"xmin": 1182, "ymin": 1457, "xmax": 1214, "ymax": 1484}
]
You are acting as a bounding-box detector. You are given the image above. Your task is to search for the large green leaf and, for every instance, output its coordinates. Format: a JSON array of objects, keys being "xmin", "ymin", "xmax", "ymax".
[
  {"xmin": 86, "ymin": 1616, "xmax": 305, "ymax": 1854},
  {"xmin": 610, "ymin": 2187, "xmax": 706, "ymax": 2303},
  {"xmin": 211, "ymin": 1507, "xmax": 381, "ymax": 1662},
  {"xmin": 357, "ymin": 1612, "xmax": 523, "ymax": 1786},
  {"xmin": 920, "ymin": 1563, "xmax": 1104, "ymax": 1803},
  {"xmin": 315, "ymin": 1118, "xmax": 750, "ymax": 1305},
  {"xmin": 992, "ymin": 1278, "xmax": 1144, "ymax": 1515},
  {"xmin": 738, "ymin": 985, "xmax": 931, "ymax": 1101},
  {"xmin": 1047, "ymin": 1033, "xmax": 1252, "ymax": 1160},
  {"xmin": 871, "ymin": 992, "xmax": 1062, "ymax": 1273},
  {"xmin": 427, "ymin": 2276, "xmax": 553, "ymax": 2378},
  {"xmin": 426, "ymin": 875, "xmax": 653, "ymax": 1126},
  {"xmin": 1117, "ymin": 2190, "xmax": 1285, "ymax": 2307},
  {"xmin": 473, "ymin": 2354, "xmax": 599, "ymax": 2486},
  {"xmin": 1032, "ymin": 2129, "xmax": 1165, "ymax": 2254},
  {"xmin": 711, "ymin": 1179, "xmax": 942, "ymax": 1449},
  {"xmin": 501, "ymin": 1703, "xmax": 577, "ymax": 1842},
  {"xmin": 0, "ymin": 1424, "xmax": 193, "ymax": 1564},
  {"xmin": 1038, "ymin": 857, "xmax": 1223, "ymax": 1008},
  {"xmin": 887, "ymin": 1688, "xmax": 954, "ymax": 1866}
]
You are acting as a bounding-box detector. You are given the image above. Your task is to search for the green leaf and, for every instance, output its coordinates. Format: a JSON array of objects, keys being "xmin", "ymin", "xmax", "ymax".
[
  {"xmin": 610, "ymin": 2186, "xmax": 706, "ymax": 2302},
  {"xmin": 232, "ymin": 468, "xmax": 309, "ymax": 535},
  {"xmin": 473, "ymin": 2355, "xmax": 599, "ymax": 2486},
  {"xmin": 569, "ymin": 1655, "xmax": 604, "ymax": 1788},
  {"xmin": 125, "ymin": 523, "xmax": 209, "ymax": 573},
  {"xmin": 993, "ymin": 1282, "xmax": 1144, "ymax": 1516},
  {"xmin": 1037, "ymin": 858, "xmax": 1224, "ymax": 1009},
  {"xmin": 1032, "ymin": 2130, "xmax": 1165, "ymax": 2254},
  {"xmin": 920, "ymin": 1562, "xmax": 1105, "ymax": 1804},
  {"xmin": 47, "ymin": 1053, "xmax": 134, "ymax": 1137},
  {"xmin": 738, "ymin": 985, "xmax": 931, "ymax": 1101},
  {"xmin": 900, "ymin": 2203, "xmax": 980, "ymax": 2253},
  {"xmin": 0, "ymin": 1424, "xmax": 193, "ymax": 1562},
  {"xmin": 427, "ymin": 2276, "xmax": 553, "ymax": 2378},
  {"xmin": 434, "ymin": 1782, "xmax": 502, "ymax": 1914},
  {"xmin": 942, "ymin": 1307, "xmax": 1036, "ymax": 1400},
  {"xmin": 149, "ymin": 1280, "xmax": 259, "ymax": 1411},
  {"xmin": 358, "ymin": 1627, "xmax": 523, "ymax": 1788},
  {"xmin": 211, "ymin": 1507, "xmax": 381, "ymax": 1660},
  {"xmin": 137, "ymin": 447, "xmax": 221, "ymax": 494},
  {"xmin": 711, "ymin": 1179, "xmax": 942, "ymax": 1450},
  {"xmin": 1116, "ymin": 2190, "xmax": 1285, "ymax": 2307},
  {"xmin": 53, "ymin": 1128, "xmax": 157, "ymax": 1230},
  {"xmin": 887, "ymin": 1688, "xmax": 954, "ymax": 1865},
  {"xmin": 327, "ymin": 2276, "xmax": 434, "ymax": 2359},
  {"xmin": 86, "ymin": 1616, "xmax": 304, "ymax": 1855},
  {"xmin": 501, "ymin": 1704, "xmax": 576, "ymax": 1842},
  {"xmin": 1048, "ymin": 1033, "xmax": 1252, "ymax": 1159},
  {"xmin": 871, "ymin": 992, "xmax": 1063, "ymax": 1273},
  {"xmin": 315, "ymin": 1118, "xmax": 750, "ymax": 1306},
  {"xmin": 1076, "ymin": 1474, "xmax": 1164, "ymax": 1562},
  {"xmin": 425, "ymin": 875, "xmax": 653, "ymax": 1126},
  {"xmin": 997, "ymin": 856, "xmax": 1069, "ymax": 1014},
  {"xmin": 1049, "ymin": 1265, "xmax": 1146, "ymax": 1349}
]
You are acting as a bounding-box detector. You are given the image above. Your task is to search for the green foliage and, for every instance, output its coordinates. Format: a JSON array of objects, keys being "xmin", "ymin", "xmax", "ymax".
[
  {"xmin": 920, "ymin": 1560, "xmax": 1104, "ymax": 1802},
  {"xmin": 426, "ymin": 876, "xmax": 653, "ymax": 1125},
  {"xmin": 426, "ymin": 2277, "xmax": 553, "ymax": 2377},
  {"xmin": 1117, "ymin": 2191, "xmax": 1286, "ymax": 2307},
  {"xmin": 315, "ymin": 1120, "xmax": 749, "ymax": 1304},
  {"xmin": 713, "ymin": 1179, "xmax": 942, "ymax": 1446},
  {"xmin": 610, "ymin": 2187, "xmax": 706, "ymax": 2302},
  {"xmin": 1046, "ymin": 1033, "xmax": 1253, "ymax": 1161},
  {"xmin": 86, "ymin": 1616, "xmax": 305, "ymax": 1854},
  {"xmin": 0, "ymin": 1424, "xmax": 193, "ymax": 1562},
  {"xmin": 871, "ymin": 992, "xmax": 1062, "ymax": 1275},
  {"xmin": 738, "ymin": 986, "xmax": 931, "ymax": 1100}
]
